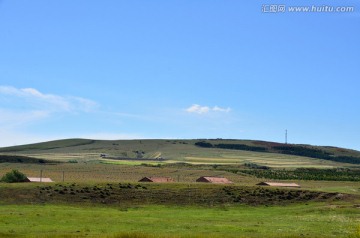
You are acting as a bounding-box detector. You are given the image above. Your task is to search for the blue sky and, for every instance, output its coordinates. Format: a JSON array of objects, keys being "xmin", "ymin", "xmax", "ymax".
[{"xmin": 0, "ymin": 0, "xmax": 359, "ymax": 150}]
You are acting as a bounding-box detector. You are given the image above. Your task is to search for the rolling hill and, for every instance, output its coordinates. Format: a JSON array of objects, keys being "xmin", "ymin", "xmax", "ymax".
[{"xmin": 0, "ymin": 139, "xmax": 359, "ymax": 168}]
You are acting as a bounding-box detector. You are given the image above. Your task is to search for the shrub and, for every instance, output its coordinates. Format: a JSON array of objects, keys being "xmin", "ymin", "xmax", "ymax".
[
  {"xmin": 68, "ymin": 159, "xmax": 78, "ymax": 163},
  {"xmin": 1, "ymin": 169, "xmax": 29, "ymax": 183}
]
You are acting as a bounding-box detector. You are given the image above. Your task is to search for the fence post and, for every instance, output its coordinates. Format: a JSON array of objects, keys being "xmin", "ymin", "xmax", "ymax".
[{"xmin": 188, "ymin": 184, "xmax": 191, "ymax": 204}]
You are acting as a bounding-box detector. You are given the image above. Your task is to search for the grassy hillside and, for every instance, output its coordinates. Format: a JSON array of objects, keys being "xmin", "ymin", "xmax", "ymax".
[
  {"xmin": 194, "ymin": 140, "xmax": 360, "ymax": 164},
  {"xmin": 0, "ymin": 139, "xmax": 95, "ymax": 152},
  {"xmin": 0, "ymin": 139, "xmax": 359, "ymax": 168}
]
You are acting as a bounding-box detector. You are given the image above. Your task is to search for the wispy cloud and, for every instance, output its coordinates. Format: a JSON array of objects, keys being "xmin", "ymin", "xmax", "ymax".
[
  {"xmin": 0, "ymin": 86, "xmax": 98, "ymax": 112},
  {"xmin": 212, "ymin": 106, "xmax": 232, "ymax": 113},
  {"xmin": 185, "ymin": 104, "xmax": 231, "ymax": 114},
  {"xmin": 0, "ymin": 85, "xmax": 99, "ymax": 129}
]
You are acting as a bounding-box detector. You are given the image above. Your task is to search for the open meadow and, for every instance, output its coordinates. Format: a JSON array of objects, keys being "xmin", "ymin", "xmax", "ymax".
[
  {"xmin": 0, "ymin": 139, "xmax": 360, "ymax": 237},
  {"xmin": 0, "ymin": 202, "xmax": 359, "ymax": 238}
]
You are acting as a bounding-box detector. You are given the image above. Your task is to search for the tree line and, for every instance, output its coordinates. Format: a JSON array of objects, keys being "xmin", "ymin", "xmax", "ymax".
[
  {"xmin": 194, "ymin": 141, "xmax": 360, "ymax": 164},
  {"xmin": 237, "ymin": 168, "xmax": 360, "ymax": 181}
]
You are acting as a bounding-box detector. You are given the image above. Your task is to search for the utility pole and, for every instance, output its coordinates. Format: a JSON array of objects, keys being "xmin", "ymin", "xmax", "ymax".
[{"xmin": 285, "ymin": 129, "xmax": 288, "ymax": 144}]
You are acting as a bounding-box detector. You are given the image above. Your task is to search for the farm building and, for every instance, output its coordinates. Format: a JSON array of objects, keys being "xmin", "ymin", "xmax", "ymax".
[
  {"xmin": 196, "ymin": 176, "xmax": 232, "ymax": 184},
  {"xmin": 256, "ymin": 182, "xmax": 300, "ymax": 188},
  {"xmin": 27, "ymin": 177, "xmax": 53, "ymax": 183},
  {"xmin": 138, "ymin": 177, "xmax": 174, "ymax": 183}
]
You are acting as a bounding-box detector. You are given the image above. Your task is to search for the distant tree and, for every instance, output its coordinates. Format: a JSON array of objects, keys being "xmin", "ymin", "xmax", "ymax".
[
  {"xmin": 216, "ymin": 144, "xmax": 267, "ymax": 152},
  {"xmin": 194, "ymin": 141, "xmax": 213, "ymax": 148},
  {"xmin": 1, "ymin": 169, "xmax": 29, "ymax": 183}
]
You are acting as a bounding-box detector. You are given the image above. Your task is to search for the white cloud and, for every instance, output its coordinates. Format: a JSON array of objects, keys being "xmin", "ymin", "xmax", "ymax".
[
  {"xmin": 186, "ymin": 104, "xmax": 210, "ymax": 114},
  {"xmin": 0, "ymin": 85, "xmax": 100, "ymax": 131},
  {"xmin": 185, "ymin": 104, "xmax": 231, "ymax": 114},
  {"xmin": 0, "ymin": 86, "xmax": 98, "ymax": 112}
]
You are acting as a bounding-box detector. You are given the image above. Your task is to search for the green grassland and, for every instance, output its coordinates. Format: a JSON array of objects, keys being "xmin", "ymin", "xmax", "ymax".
[
  {"xmin": 0, "ymin": 203, "xmax": 359, "ymax": 238},
  {"xmin": 0, "ymin": 181, "xmax": 359, "ymax": 238},
  {"xmin": 0, "ymin": 139, "xmax": 360, "ymax": 237}
]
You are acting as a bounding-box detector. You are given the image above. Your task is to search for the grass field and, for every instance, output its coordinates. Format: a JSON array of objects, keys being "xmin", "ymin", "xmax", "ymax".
[
  {"xmin": 0, "ymin": 203, "xmax": 359, "ymax": 238},
  {"xmin": 0, "ymin": 139, "xmax": 360, "ymax": 237},
  {"xmin": 0, "ymin": 180, "xmax": 359, "ymax": 237}
]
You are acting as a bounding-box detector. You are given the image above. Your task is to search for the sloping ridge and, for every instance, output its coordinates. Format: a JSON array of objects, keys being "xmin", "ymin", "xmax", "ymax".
[
  {"xmin": 0, "ymin": 139, "xmax": 95, "ymax": 152},
  {"xmin": 1, "ymin": 138, "xmax": 360, "ymax": 164},
  {"xmin": 195, "ymin": 140, "xmax": 360, "ymax": 164}
]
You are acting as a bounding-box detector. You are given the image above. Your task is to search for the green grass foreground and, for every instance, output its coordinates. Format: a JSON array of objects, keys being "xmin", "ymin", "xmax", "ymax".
[{"xmin": 0, "ymin": 203, "xmax": 359, "ymax": 238}]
